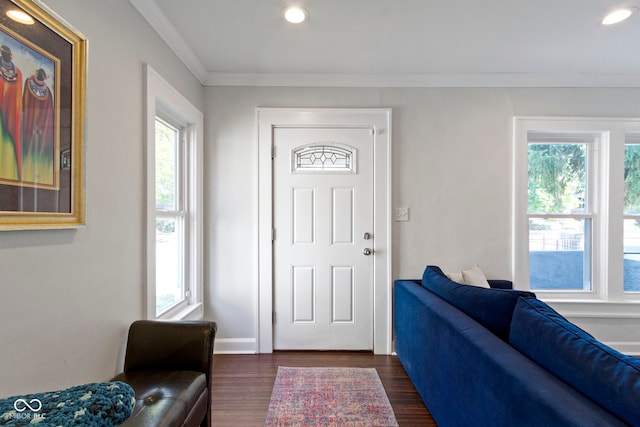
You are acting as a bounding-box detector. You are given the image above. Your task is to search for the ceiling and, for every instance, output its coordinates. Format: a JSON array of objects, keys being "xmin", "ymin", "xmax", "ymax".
[{"xmin": 130, "ymin": 0, "xmax": 640, "ymax": 87}]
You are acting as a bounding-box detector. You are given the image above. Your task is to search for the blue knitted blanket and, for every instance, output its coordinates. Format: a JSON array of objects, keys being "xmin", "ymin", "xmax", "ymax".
[{"xmin": 0, "ymin": 381, "xmax": 135, "ymax": 426}]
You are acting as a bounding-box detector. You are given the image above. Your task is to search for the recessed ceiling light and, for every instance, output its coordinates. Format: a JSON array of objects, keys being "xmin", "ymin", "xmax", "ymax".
[
  {"xmin": 282, "ymin": 5, "xmax": 308, "ymax": 24},
  {"xmin": 6, "ymin": 9, "xmax": 34, "ymax": 25},
  {"xmin": 602, "ymin": 6, "xmax": 638, "ymax": 25}
]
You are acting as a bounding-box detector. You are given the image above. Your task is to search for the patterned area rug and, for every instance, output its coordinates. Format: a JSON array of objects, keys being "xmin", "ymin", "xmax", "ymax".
[{"xmin": 264, "ymin": 367, "xmax": 399, "ymax": 427}]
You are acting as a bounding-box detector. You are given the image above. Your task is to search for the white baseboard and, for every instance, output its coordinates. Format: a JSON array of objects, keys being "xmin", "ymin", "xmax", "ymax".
[
  {"xmin": 214, "ymin": 338, "xmax": 257, "ymax": 354},
  {"xmin": 211, "ymin": 338, "xmax": 640, "ymax": 356}
]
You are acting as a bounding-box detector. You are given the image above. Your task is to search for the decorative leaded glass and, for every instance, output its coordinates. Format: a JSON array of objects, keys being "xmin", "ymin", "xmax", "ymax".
[{"xmin": 292, "ymin": 143, "xmax": 356, "ymax": 173}]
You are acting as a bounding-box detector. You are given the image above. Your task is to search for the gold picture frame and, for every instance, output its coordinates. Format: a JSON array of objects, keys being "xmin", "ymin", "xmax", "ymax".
[{"xmin": 0, "ymin": 0, "xmax": 86, "ymax": 230}]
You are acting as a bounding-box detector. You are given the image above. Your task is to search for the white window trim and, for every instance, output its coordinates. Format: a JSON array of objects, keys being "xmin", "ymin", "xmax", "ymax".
[
  {"xmin": 145, "ymin": 64, "xmax": 203, "ymax": 320},
  {"xmin": 514, "ymin": 117, "xmax": 640, "ymax": 308}
]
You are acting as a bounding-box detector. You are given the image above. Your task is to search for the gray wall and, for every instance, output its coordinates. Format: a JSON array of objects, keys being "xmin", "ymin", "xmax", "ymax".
[
  {"xmin": 204, "ymin": 86, "xmax": 640, "ymax": 351},
  {"xmin": 0, "ymin": 0, "xmax": 203, "ymax": 396}
]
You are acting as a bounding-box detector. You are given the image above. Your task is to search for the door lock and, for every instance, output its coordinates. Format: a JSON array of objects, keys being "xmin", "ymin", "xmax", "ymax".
[{"xmin": 363, "ymin": 232, "xmax": 372, "ymax": 240}]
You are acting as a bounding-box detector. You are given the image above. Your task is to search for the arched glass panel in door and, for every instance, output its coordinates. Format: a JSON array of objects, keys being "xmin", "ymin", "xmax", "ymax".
[{"xmin": 292, "ymin": 142, "xmax": 357, "ymax": 173}]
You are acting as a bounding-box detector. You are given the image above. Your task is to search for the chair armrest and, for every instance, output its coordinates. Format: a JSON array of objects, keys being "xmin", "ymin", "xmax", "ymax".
[
  {"xmin": 123, "ymin": 320, "xmax": 217, "ymax": 377},
  {"xmin": 117, "ymin": 320, "xmax": 217, "ymax": 427}
]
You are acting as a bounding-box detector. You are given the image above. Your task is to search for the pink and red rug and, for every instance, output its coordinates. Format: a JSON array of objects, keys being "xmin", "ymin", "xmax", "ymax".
[{"xmin": 264, "ymin": 366, "xmax": 399, "ymax": 426}]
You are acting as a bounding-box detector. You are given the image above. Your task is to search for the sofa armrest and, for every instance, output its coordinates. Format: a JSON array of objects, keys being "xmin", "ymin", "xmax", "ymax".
[
  {"xmin": 488, "ymin": 279, "xmax": 513, "ymax": 289},
  {"xmin": 123, "ymin": 320, "xmax": 217, "ymax": 377}
]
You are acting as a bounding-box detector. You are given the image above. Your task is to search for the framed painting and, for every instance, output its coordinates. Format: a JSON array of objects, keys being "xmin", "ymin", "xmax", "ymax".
[{"xmin": 0, "ymin": 0, "xmax": 86, "ymax": 230}]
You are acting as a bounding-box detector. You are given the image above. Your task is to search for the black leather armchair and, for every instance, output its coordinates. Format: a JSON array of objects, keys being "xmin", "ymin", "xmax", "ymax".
[{"xmin": 112, "ymin": 320, "xmax": 217, "ymax": 427}]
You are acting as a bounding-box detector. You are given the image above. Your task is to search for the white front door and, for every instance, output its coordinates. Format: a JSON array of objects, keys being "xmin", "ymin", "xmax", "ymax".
[
  {"xmin": 258, "ymin": 108, "xmax": 392, "ymax": 355},
  {"xmin": 273, "ymin": 126, "xmax": 374, "ymax": 350}
]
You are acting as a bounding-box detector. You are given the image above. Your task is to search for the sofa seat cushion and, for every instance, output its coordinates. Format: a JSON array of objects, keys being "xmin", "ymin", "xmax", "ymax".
[
  {"xmin": 509, "ymin": 297, "xmax": 640, "ymax": 427},
  {"xmin": 422, "ymin": 265, "xmax": 536, "ymax": 340},
  {"xmin": 112, "ymin": 370, "xmax": 207, "ymax": 427}
]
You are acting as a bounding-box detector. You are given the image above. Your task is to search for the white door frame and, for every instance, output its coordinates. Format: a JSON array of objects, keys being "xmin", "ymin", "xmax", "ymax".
[{"xmin": 257, "ymin": 108, "xmax": 392, "ymax": 354}]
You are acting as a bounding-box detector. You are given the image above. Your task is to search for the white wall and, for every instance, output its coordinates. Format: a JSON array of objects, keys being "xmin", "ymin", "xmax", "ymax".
[
  {"xmin": 204, "ymin": 86, "xmax": 640, "ymax": 353},
  {"xmin": 0, "ymin": 0, "xmax": 203, "ymax": 396}
]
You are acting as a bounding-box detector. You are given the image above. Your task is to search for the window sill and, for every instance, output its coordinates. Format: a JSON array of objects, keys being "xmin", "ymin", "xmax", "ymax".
[
  {"xmin": 158, "ymin": 302, "xmax": 203, "ymax": 321},
  {"xmin": 542, "ymin": 299, "xmax": 640, "ymax": 319}
]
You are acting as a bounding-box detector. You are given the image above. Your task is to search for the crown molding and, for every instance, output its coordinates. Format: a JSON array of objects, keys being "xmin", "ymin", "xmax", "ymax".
[
  {"xmin": 203, "ymin": 71, "xmax": 640, "ymax": 88},
  {"xmin": 129, "ymin": 0, "xmax": 208, "ymax": 83}
]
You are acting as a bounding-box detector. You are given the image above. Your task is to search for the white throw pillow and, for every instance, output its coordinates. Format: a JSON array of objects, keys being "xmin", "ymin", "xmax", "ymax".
[
  {"xmin": 461, "ymin": 265, "xmax": 490, "ymax": 288},
  {"xmin": 446, "ymin": 271, "xmax": 464, "ymax": 283}
]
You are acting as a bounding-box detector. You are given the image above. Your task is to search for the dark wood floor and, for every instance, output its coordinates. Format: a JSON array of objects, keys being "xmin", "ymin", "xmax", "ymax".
[{"xmin": 210, "ymin": 351, "xmax": 436, "ymax": 426}]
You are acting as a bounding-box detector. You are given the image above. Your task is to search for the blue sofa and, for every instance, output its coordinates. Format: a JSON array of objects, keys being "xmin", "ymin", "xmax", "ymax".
[{"xmin": 394, "ymin": 265, "xmax": 640, "ymax": 427}]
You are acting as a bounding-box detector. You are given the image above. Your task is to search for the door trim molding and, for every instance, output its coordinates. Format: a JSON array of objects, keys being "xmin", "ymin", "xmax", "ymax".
[{"xmin": 257, "ymin": 108, "xmax": 392, "ymax": 354}]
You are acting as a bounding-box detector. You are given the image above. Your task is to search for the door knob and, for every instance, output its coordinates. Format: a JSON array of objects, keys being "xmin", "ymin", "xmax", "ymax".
[{"xmin": 363, "ymin": 248, "xmax": 373, "ymax": 256}]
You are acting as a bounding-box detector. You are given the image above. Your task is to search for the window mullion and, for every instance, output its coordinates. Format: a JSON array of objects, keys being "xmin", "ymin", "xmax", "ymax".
[
  {"xmin": 156, "ymin": 210, "xmax": 186, "ymax": 217},
  {"xmin": 528, "ymin": 213, "xmax": 594, "ymax": 220}
]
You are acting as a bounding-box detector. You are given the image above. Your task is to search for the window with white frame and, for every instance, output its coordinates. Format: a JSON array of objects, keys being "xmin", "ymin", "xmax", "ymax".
[
  {"xmin": 624, "ymin": 135, "xmax": 640, "ymax": 292},
  {"xmin": 514, "ymin": 118, "xmax": 640, "ymax": 301},
  {"xmin": 146, "ymin": 65, "xmax": 203, "ymax": 319},
  {"xmin": 155, "ymin": 116, "xmax": 187, "ymax": 315},
  {"xmin": 527, "ymin": 135, "xmax": 593, "ymax": 291}
]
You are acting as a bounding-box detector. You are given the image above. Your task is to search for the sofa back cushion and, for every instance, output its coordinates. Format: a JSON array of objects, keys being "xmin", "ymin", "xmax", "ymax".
[
  {"xmin": 509, "ymin": 297, "xmax": 640, "ymax": 426},
  {"xmin": 421, "ymin": 265, "xmax": 536, "ymax": 340}
]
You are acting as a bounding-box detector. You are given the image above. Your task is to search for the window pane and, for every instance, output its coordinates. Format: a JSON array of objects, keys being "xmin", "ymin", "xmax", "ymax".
[
  {"xmin": 624, "ymin": 218, "xmax": 640, "ymax": 292},
  {"xmin": 625, "ymin": 144, "xmax": 640, "ymax": 215},
  {"xmin": 155, "ymin": 119, "xmax": 178, "ymax": 210},
  {"xmin": 529, "ymin": 218, "xmax": 591, "ymax": 290},
  {"xmin": 528, "ymin": 144, "xmax": 587, "ymax": 214},
  {"xmin": 156, "ymin": 217, "xmax": 184, "ymax": 314},
  {"xmin": 624, "ymin": 143, "xmax": 640, "ymax": 292}
]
